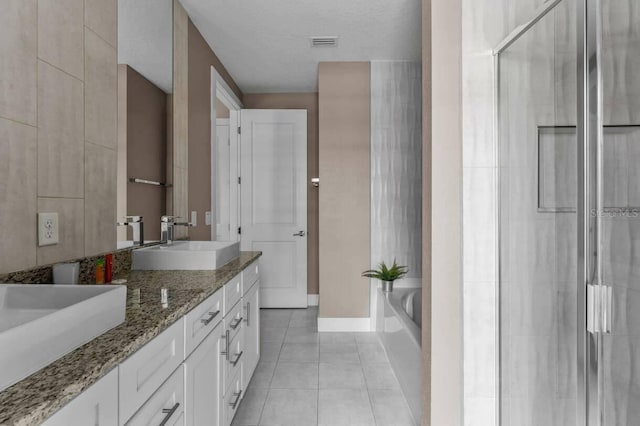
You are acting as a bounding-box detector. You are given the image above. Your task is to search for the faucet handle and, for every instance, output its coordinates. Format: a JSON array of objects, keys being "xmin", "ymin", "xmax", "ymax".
[
  {"xmin": 161, "ymin": 215, "xmax": 179, "ymax": 222},
  {"xmin": 124, "ymin": 215, "xmax": 143, "ymax": 222}
]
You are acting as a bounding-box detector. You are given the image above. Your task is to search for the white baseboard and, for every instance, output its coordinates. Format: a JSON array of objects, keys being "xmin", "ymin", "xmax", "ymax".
[
  {"xmin": 317, "ymin": 317, "xmax": 371, "ymax": 332},
  {"xmin": 307, "ymin": 294, "xmax": 319, "ymax": 306}
]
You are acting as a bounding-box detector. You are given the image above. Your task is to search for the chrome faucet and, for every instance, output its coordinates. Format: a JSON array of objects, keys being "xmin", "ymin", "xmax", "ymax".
[
  {"xmin": 160, "ymin": 216, "xmax": 192, "ymax": 245},
  {"xmin": 117, "ymin": 216, "xmax": 144, "ymax": 246}
]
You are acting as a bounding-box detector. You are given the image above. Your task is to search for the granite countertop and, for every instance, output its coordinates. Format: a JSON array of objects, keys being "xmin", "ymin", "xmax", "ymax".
[{"xmin": 0, "ymin": 251, "xmax": 261, "ymax": 426}]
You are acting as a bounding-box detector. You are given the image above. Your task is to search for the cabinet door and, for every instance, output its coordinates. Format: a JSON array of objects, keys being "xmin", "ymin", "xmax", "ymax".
[
  {"xmin": 43, "ymin": 368, "xmax": 118, "ymax": 426},
  {"xmin": 125, "ymin": 365, "xmax": 184, "ymax": 426},
  {"xmin": 184, "ymin": 322, "xmax": 223, "ymax": 426},
  {"xmin": 242, "ymin": 281, "xmax": 260, "ymax": 390}
]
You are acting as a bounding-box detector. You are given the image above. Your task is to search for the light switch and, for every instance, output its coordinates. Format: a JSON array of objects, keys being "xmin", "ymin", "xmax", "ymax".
[{"xmin": 38, "ymin": 212, "xmax": 59, "ymax": 246}]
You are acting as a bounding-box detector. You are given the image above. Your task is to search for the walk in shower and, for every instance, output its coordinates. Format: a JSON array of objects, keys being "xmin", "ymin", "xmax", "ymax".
[{"xmin": 497, "ymin": 0, "xmax": 639, "ymax": 424}]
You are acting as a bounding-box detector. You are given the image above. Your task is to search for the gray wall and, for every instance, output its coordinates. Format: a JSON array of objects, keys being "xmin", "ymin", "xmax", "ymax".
[{"xmin": 370, "ymin": 61, "xmax": 422, "ymax": 284}]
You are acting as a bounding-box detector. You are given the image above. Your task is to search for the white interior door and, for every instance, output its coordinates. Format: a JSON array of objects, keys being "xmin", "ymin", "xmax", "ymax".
[
  {"xmin": 215, "ymin": 119, "xmax": 231, "ymax": 240},
  {"xmin": 240, "ymin": 109, "xmax": 307, "ymax": 308}
]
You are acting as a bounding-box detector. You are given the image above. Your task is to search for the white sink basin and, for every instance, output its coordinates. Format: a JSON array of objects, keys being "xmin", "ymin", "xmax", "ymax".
[
  {"xmin": 132, "ymin": 240, "xmax": 240, "ymax": 270},
  {"xmin": 0, "ymin": 284, "xmax": 126, "ymax": 392}
]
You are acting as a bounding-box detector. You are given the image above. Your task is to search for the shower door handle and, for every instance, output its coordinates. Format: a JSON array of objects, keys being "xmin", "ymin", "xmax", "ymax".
[{"xmin": 293, "ymin": 231, "xmax": 306, "ymax": 237}]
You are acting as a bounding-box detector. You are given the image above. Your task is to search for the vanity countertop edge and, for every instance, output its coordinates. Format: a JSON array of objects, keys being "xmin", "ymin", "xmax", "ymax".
[{"xmin": 0, "ymin": 251, "xmax": 262, "ymax": 426}]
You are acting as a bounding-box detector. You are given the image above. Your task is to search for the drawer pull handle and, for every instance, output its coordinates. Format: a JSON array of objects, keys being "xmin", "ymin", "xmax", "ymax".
[
  {"xmin": 229, "ymin": 390, "xmax": 243, "ymax": 409},
  {"xmin": 159, "ymin": 402, "xmax": 180, "ymax": 426},
  {"xmin": 201, "ymin": 310, "xmax": 220, "ymax": 325},
  {"xmin": 244, "ymin": 302, "xmax": 251, "ymax": 326},
  {"xmin": 231, "ymin": 350, "xmax": 244, "ymax": 367},
  {"xmin": 230, "ymin": 317, "xmax": 243, "ymax": 330},
  {"xmin": 221, "ymin": 330, "xmax": 230, "ymax": 360}
]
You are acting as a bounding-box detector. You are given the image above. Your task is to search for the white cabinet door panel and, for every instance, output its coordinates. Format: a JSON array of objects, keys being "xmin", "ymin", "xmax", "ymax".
[{"xmin": 43, "ymin": 368, "xmax": 118, "ymax": 426}]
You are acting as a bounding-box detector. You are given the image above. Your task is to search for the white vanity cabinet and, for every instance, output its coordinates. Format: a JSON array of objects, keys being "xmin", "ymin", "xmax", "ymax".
[
  {"xmin": 242, "ymin": 279, "xmax": 260, "ymax": 390},
  {"xmin": 42, "ymin": 368, "xmax": 118, "ymax": 426},
  {"xmin": 40, "ymin": 260, "xmax": 260, "ymax": 426},
  {"xmin": 184, "ymin": 320, "xmax": 223, "ymax": 426}
]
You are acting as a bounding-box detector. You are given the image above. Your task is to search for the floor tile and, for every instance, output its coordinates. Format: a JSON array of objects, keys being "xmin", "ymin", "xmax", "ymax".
[
  {"xmin": 362, "ymin": 363, "xmax": 401, "ymax": 390},
  {"xmin": 271, "ymin": 362, "xmax": 319, "ymax": 389},
  {"xmin": 285, "ymin": 326, "xmax": 319, "ymax": 343},
  {"xmin": 319, "ymin": 363, "xmax": 366, "ymax": 389},
  {"xmin": 318, "ymin": 389, "xmax": 375, "ymax": 426},
  {"xmin": 279, "ymin": 343, "xmax": 319, "ymax": 362},
  {"xmin": 354, "ymin": 332, "xmax": 381, "ymax": 345},
  {"xmin": 288, "ymin": 315, "xmax": 318, "ymax": 328},
  {"xmin": 261, "ymin": 327, "xmax": 287, "ymax": 343},
  {"xmin": 369, "ymin": 389, "xmax": 417, "ymax": 425},
  {"xmin": 259, "ymin": 389, "xmax": 318, "ymax": 426},
  {"xmin": 261, "ymin": 309, "xmax": 293, "ymax": 328},
  {"xmin": 357, "ymin": 342, "xmax": 389, "ymax": 364},
  {"xmin": 319, "ymin": 332, "xmax": 357, "ymax": 345},
  {"xmin": 249, "ymin": 362, "xmax": 276, "ymax": 389},
  {"xmin": 232, "ymin": 387, "xmax": 268, "ymax": 425},
  {"xmin": 260, "ymin": 341, "xmax": 283, "ymax": 363},
  {"xmin": 320, "ymin": 342, "xmax": 360, "ymax": 363}
]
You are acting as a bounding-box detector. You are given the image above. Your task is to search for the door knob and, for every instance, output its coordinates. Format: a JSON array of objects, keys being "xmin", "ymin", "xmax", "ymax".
[{"xmin": 293, "ymin": 231, "xmax": 306, "ymax": 237}]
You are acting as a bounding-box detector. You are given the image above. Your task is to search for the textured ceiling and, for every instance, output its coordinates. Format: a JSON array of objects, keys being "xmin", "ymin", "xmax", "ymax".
[
  {"xmin": 179, "ymin": 0, "xmax": 421, "ymax": 94},
  {"xmin": 118, "ymin": 0, "xmax": 173, "ymax": 93}
]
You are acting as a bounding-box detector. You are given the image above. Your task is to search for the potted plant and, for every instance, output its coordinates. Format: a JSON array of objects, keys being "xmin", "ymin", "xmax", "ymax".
[{"xmin": 362, "ymin": 260, "xmax": 408, "ymax": 292}]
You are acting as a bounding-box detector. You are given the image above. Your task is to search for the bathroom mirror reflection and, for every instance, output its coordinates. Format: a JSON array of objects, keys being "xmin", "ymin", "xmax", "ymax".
[{"xmin": 116, "ymin": 0, "xmax": 173, "ymax": 248}]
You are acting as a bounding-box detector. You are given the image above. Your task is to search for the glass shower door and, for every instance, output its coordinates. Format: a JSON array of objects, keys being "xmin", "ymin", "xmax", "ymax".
[{"xmin": 599, "ymin": 0, "xmax": 640, "ymax": 424}]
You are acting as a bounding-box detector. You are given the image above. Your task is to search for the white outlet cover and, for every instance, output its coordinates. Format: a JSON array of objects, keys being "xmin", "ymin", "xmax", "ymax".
[{"xmin": 38, "ymin": 212, "xmax": 59, "ymax": 246}]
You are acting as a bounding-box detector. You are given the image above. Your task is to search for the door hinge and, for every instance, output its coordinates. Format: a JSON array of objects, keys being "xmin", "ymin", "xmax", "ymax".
[
  {"xmin": 238, "ymin": 227, "xmax": 241, "ymax": 235},
  {"xmin": 587, "ymin": 284, "xmax": 613, "ymax": 334},
  {"xmin": 238, "ymin": 176, "xmax": 241, "ymax": 184},
  {"xmin": 237, "ymin": 127, "xmax": 241, "ymax": 135}
]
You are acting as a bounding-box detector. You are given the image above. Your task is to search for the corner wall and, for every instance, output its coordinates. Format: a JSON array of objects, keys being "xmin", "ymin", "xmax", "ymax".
[{"xmin": 318, "ymin": 62, "xmax": 371, "ymax": 322}]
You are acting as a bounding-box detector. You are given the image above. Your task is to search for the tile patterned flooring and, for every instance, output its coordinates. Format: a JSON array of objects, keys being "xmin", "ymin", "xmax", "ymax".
[{"xmin": 232, "ymin": 307, "xmax": 417, "ymax": 426}]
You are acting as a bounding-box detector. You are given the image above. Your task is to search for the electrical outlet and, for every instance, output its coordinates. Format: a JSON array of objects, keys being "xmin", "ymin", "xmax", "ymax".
[
  {"xmin": 205, "ymin": 211, "xmax": 212, "ymax": 226},
  {"xmin": 38, "ymin": 212, "xmax": 59, "ymax": 246},
  {"xmin": 191, "ymin": 211, "xmax": 197, "ymax": 227}
]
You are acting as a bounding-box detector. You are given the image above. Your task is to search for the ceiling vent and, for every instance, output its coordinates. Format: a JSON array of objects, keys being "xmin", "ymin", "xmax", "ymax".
[{"xmin": 310, "ymin": 37, "xmax": 338, "ymax": 47}]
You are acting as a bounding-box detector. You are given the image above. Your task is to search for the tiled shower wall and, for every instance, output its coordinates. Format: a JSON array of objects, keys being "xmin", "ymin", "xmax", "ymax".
[
  {"xmin": 462, "ymin": 0, "xmax": 550, "ymax": 424},
  {"xmin": 0, "ymin": 0, "xmax": 118, "ymax": 274},
  {"xmin": 370, "ymin": 61, "xmax": 422, "ymax": 324}
]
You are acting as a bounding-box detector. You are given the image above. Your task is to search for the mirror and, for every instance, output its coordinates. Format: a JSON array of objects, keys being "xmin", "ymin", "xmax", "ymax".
[{"xmin": 117, "ymin": 0, "xmax": 173, "ymax": 247}]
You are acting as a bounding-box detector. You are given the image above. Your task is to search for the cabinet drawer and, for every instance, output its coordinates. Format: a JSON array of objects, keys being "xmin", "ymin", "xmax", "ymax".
[
  {"xmin": 224, "ymin": 274, "xmax": 242, "ymax": 314},
  {"xmin": 184, "ymin": 289, "xmax": 223, "ymax": 356},
  {"xmin": 125, "ymin": 365, "xmax": 184, "ymax": 426},
  {"xmin": 226, "ymin": 300, "xmax": 244, "ymax": 343},
  {"xmin": 241, "ymin": 260, "xmax": 259, "ymax": 295},
  {"xmin": 223, "ymin": 370, "xmax": 243, "ymax": 426},
  {"xmin": 119, "ymin": 319, "xmax": 185, "ymax": 424},
  {"xmin": 44, "ymin": 368, "xmax": 118, "ymax": 426}
]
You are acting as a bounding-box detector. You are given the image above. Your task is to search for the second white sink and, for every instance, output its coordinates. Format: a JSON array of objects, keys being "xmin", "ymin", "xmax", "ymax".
[{"xmin": 132, "ymin": 240, "xmax": 240, "ymax": 270}]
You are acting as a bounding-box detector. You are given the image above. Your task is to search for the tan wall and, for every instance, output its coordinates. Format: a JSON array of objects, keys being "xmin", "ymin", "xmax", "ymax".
[
  {"xmin": 427, "ymin": 0, "xmax": 463, "ymax": 424},
  {"xmin": 120, "ymin": 65, "xmax": 168, "ymax": 241},
  {"xmin": 318, "ymin": 62, "xmax": 371, "ymax": 318},
  {"xmin": 0, "ymin": 0, "xmax": 118, "ymax": 274},
  {"xmin": 244, "ymin": 93, "xmax": 319, "ymax": 295},
  {"xmin": 186, "ymin": 19, "xmax": 243, "ymax": 241}
]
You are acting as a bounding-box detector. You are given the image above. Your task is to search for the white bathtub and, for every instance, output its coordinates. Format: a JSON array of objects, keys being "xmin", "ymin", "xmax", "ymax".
[{"xmin": 376, "ymin": 287, "xmax": 422, "ymax": 424}]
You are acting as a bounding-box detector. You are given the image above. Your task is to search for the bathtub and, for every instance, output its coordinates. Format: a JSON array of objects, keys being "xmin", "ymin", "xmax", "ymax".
[{"xmin": 376, "ymin": 287, "xmax": 422, "ymax": 424}]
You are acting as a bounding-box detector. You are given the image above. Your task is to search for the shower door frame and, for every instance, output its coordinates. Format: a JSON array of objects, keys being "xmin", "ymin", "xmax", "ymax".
[{"xmin": 493, "ymin": 0, "xmax": 603, "ymax": 424}]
